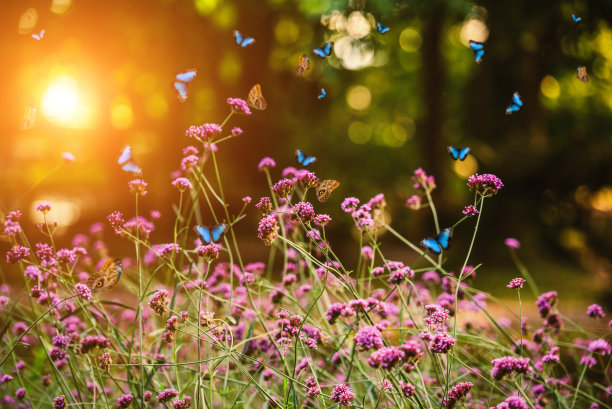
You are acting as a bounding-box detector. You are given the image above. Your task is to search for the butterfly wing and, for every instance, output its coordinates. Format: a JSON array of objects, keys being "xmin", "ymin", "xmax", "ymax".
[
  {"xmin": 118, "ymin": 145, "xmax": 132, "ymax": 165},
  {"xmin": 313, "ymin": 42, "xmax": 333, "ymax": 58},
  {"xmin": 121, "ymin": 161, "xmax": 142, "ymax": 175},
  {"xmin": 577, "ymin": 66, "xmax": 589, "ymax": 83},
  {"xmin": 316, "ymin": 179, "xmax": 339, "ymax": 202},
  {"xmin": 195, "ymin": 225, "xmax": 212, "ymax": 243},
  {"xmin": 436, "ymin": 227, "xmax": 453, "ymax": 251},
  {"xmin": 210, "ymin": 224, "xmax": 228, "ymax": 242},
  {"xmin": 376, "ymin": 23, "xmax": 390, "ymax": 34},
  {"xmin": 572, "ymin": 14, "xmax": 581, "ymax": 22},
  {"xmin": 458, "ymin": 147, "xmax": 471, "ymax": 161},
  {"xmin": 247, "ymin": 84, "xmax": 267, "ymax": 110},
  {"xmin": 296, "ymin": 149, "xmax": 317, "ymax": 166},
  {"xmin": 420, "ymin": 237, "xmax": 442, "ymax": 255},
  {"xmin": 512, "ymin": 92, "xmax": 523, "ymax": 107},
  {"xmin": 88, "ymin": 258, "xmax": 122, "ymax": 292},
  {"xmin": 317, "ymin": 88, "xmax": 326, "ymax": 99},
  {"xmin": 175, "ymin": 69, "xmax": 197, "ymax": 83},
  {"xmin": 240, "ymin": 37, "xmax": 255, "ymax": 47},
  {"xmin": 233, "ymin": 30, "xmax": 243, "ymax": 45},
  {"xmin": 173, "ymin": 81, "xmax": 189, "ymax": 102},
  {"xmin": 296, "ymin": 54, "xmax": 311, "ymax": 75},
  {"xmin": 468, "ymin": 40, "xmax": 484, "ymax": 63},
  {"xmin": 447, "ymin": 146, "xmax": 460, "ymax": 160}
]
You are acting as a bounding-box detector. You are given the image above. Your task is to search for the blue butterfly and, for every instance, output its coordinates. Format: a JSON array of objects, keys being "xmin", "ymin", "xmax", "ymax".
[
  {"xmin": 317, "ymin": 88, "xmax": 326, "ymax": 99},
  {"xmin": 420, "ymin": 227, "xmax": 453, "ymax": 256},
  {"xmin": 118, "ymin": 145, "xmax": 142, "ymax": 175},
  {"xmin": 313, "ymin": 42, "xmax": 334, "ymax": 59},
  {"xmin": 572, "ymin": 14, "xmax": 582, "ymax": 23},
  {"xmin": 505, "ymin": 92, "xmax": 523, "ymax": 115},
  {"xmin": 447, "ymin": 146, "xmax": 471, "ymax": 161},
  {"xmin": 233, "ymin": 30, "xmax": 255, "ymax": 47},
  {"xmin": 295, "ymin": 149, "xmax": 317, "ymax": 166},
  {"xmin": 173, "ymin": 69, "xmax": 197, "ymax": 103},
  {"xmin": 32, "ymin": 29, "xmax": 45, "ymax": 40},
  {"xmin": 376, "ymin": 23, "xmax": 390, "ymax": 34},
  {"xmin": 468, "ymin": 40, "xmax": 484, "ymax": 64},
  {"xmin": 195, "ymin": 224, "xmax": 228, "ymax": 243}
]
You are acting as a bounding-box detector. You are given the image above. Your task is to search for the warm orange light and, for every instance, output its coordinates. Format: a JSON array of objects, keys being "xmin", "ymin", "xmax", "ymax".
[{"xmin": 41, "ymin": 75, "xmax": 93, "ymax": 129}]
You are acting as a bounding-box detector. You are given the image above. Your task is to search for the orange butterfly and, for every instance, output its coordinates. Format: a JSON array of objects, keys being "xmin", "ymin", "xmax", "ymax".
[
  {"xmin": 87, "ymin": 258, "xmax": 122, "ymax": 291},
  {"xmin": 316, "ymin": 180, "xmax": 339, "ymax": 202},
  {"xmin": 247, "ymin": 84, "xmax": 267, "ymax": 111}
]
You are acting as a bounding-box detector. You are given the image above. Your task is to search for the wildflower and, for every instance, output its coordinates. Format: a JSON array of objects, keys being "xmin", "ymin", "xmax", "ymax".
[
  {"xmin": 272, "ymin": 178, "xmax": 294, "ymax": 199},
  {"xmin": 157, "ymin": 389, "xmax": 179, "ymax": 402},
  {"xmin": 443, "ymin": 382, "xmax": 473, "ymax": 409},
  {"xmin": 172, "ymin": 177, "xmax": 193, "ymax": 192},
  {"xmin": 123, "ymin": 216, "xmax": 155, "ymax": 238},
  {"xmin": 304, "ymin": 376, "xmax": 321, "ymax": 398},
  {"xmin": 60, "ymin": 152, "xmax": 75, "ymax": 162},
  {"xmin": 148, "ymin": 289, "xmax": 169, "ymax": 316},
  {"xmin": 196, "ymin": 244, "xmax": 220, "ymax": 262},
  {"xmin": 143, "ymin": 391, "xmax": 152, "ymax": 401},
  {"xmin": 231, "ymin": 127, "xmax": 243, "ymax": 136},
  {"xmin": 3, "ymin": 210, "xmax": 22, "ymax": 236},
  {"xmin": 15, "ymin": 388, "xmax": 25, "ymax": 399},
  {"xmin": 588, "ymin": 339, "xmax": 611, "ymax": 355},
  {"xmin": 491, "ymin": 356, "xmax": 530, "ymax": 380},
  {"xmin": 341, "ymin": 197, "xmax": 360, "ymax": 214},
  {"xmin": 507, "ymin": 278, "xmax": 525, "ymax": 289},
  {"xmin": 368, "ymin": 347, "xmax": 403, "ymax": 370},
  {"xmin": 330, "ymin": 384, "xmax": 355, "ymax": 406},
  {"xmin": 107, "ymin": 211, "xmax": 125, "ymax": 234},
  {"xmin": 462, "ymin": 205, "xmax": 479, "ymax": 216},
  {"xmin": 200, "ymin": 311, "xmax": 215, "ymax": 328},
  {"xmin": 580, "ymin": 354, "xmax": 597, "ymax": 368},
  {"xmin": 242, "ymin": 196, "xmax": 252, "ymax": 204},
  {"xmin": 117, "ymin": 393, "xmax": 133, "ymax": 408},
  {"xmin": 35, "ymin": 201, "xmax": 52, "ymax": 214},
  {"xmin": 256, "ymin": 197, "xmax": 273, "ymax": 215},
  {"xmin": 74, "ymin": 283, "xmax": 92, "ymax": 302},
  {"xmin": 53, "ymin": 395, "xmax": 66, "ymax": 409},
  {"xmin": 505, "ymin": 237, "xmax": 521, "ymax": 248},
  {"xmin": 353, "ymin": 326, "xmax": 384, "ymax": 351},
  {"xmin": 467, "ymin": 173, "xmax": 504, "ymax": 196},
  {"xmin": 165, "ymin": 316, "xmax": 180, "ymax": 332},
  {"xmin": 227, "ymin": 98, "xmax": 252, "ymax": 115},
  {"xmin": 258, "ymin": 215, "xmax": 279, "ymax": 246},
  {"xmin": 406, "ymin": 195, "xmax": 422, "ymax": 210},
  {"xmin": 257, "ymin": 157, "xmax": 276, "ymax": 172},
  {"xmin": 183, "ymin": 146, "xmax": 199, "ymax": 156},
  {"xmin": 6, "ymin": 246, "xmax": 30, "ymax": 264},
  {"xmin": 326, "ymin": 303, "xmax": 346, "ymax": 324},
  {"xmin": 424, "ymin": 304, "xmax": 450, "ymax": 329},
  {"xmin": 368, "ymin": 193, "xmax": 386, "ymax": 210},
  {"xmin": 536, "ymin": 291, "xmax": 558, "ymax": 318},
  {"xmin": 180, "ymin": 311, "xmax": 189, "ymax": 322},
  {"xmin": 352, "ymin": 205, "xmax": 374, "ymax": 231},
  {"xmin": 399, "ymin": 382, "xmax": 415, "ymax": 398},
  {"xmin": 314, "ymin": 214, "xmax": 331, "ymax": 227},
  {"xmin": 586, "ymin": 304, "xmax": 605, "ymax": 318},
  {"xmin": 80, "ymin": 336, "xmax": 110, "ymax": 353},
  {"xmin": 298, "ymin": 170, "xmax": 319, "ymax": 188},
  {"xmin": 181, "ymin": 155, "xmax": 200, "ymax": 172},
  {"xmin": 172, "ymin": 397, "xmax": 192, "ymax": 409},
  {"xmin": 98, "ymin": 352, "xmax": 112, "ymax": 371},
  {"xmin": 293, "ymin": 202, "xmax": 315, "ymax": 223},
  {"xmin": 412, "ymin": 168, "xmax": 436, "ymax": 191},
  {"xmin": 35, "ymin": 243, "xmax": 56, "ymax": 267},
  {"xmin": 381, "ymin": 379, "xmax": 393, "ymax": 392},
  {"xmin": 128, "ymin": 179, "xmax": 148, "ymax": 196},
  {"xmin": 387, "ymin": 267, "xmax": 415, "ymax": 284},
  {"xmin": 494, "ymin": 396, "xmax": 528, "ymax": 409},
  {"xmin": 430, "ymin": 332, "xmax": 455, "ymax": 353}
]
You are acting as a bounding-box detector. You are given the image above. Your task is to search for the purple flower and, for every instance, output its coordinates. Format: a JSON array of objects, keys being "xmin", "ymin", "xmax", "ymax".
[
  {"xmin": 491, "ymin": 356, "xmax": 530, "ymax": 380},
  {"xmin": 367, "ymin": 193, "xmax": 386, "ymax": 210},
  {"xmin": 588, "ymin": 339, "xmax": 611, "ymax": 355},
  {"xmin": 314, "ymin": 214, "xmax": 331, "ymax": 227},
  {"xmin": 183, "ymin": 146, "xmax": 199, "ymax": 156},
  {"xmin": 467, "ymin": 173, "xmax": 504, "ymax": 196},
  {"xmin": 6, "ymin": 246, "xmax": 30, "ymax": 264},
  {"xmin": 256, "ymin": 197, "xmax": 273, "ymax": 215},
  {"xmin": 293, "ymin": 202, "xmax": 315, "ymax": 223},
  {"xmin": 368, "ymin": 346, "xmax": 403, "ymax": 369},
  {"xmin": 227, "ymin": 98, "xmax": 252, "ymax": 115},
  {"xmin": 494, "ymin": 396, "xmax": 528, "ymax": 409},
  {"xmin": 53, "ymin": 395, "xmax": 66, "ymax": 409},
  {"xmin": 507, "ymin": 278, "xmax": 525, "ymax": 289},
  {"xmin": 505, "ymin": 238, "xmax": 521, "ymax": 248},
  {"xmin": 196, "ymin": 244, "xmax": 220, "ymax": 262},
  {"xmin": 353, "ymin": 326, "xmax": 384, "ymax": 351},
  {"xmin": 74, "ymin": 283, "xmax": 92, "ymax": 302},
  {"xmin": 148, "ymin": 289, "xmax": 169, "ymax": 316},
  {"xmin": 298, "ymin": 170, "xmax": 319, "ymax": 189},
  {"xmin": 35, "ymin": 201, "xmax": 52, "ymax": 214},
  {"xmin": 258, "ymin": 215, "xmax": 279, "ymax": 246},
  {"xmin": 586, "ymin": 304, "xmax": 605, "ymax": 319},
  {"xmin": 341, "ymin": 197, "xmax": 360, "ymax": 214},
  {"xmin": 272, "ymin": 178, "xmax": 294, "ymax": 199},
  {"xmin": 330, "ymin": 384, "xmax": 355, "ymax": 406},
  {"xmin": 257, "ymin": 157, "xmax": 276, "ymax": 172},
  {"xmin": 406, "ymin": 195, "xmax": 422, "ymax": 210},
  {"xmin": 171, "ymin": 397, "xmax": 192, "ymax": 409},
  {"xmin": 412, "ymin": 168, "xmax": 436, "ymax": 191},
  {"xmin": 536, "ymin": 291, "xmax": 558, "ymax": 318},
  {"xmin": 98, "ymin": 352, "xmax": 112, "ymax": 371},
  {"xmin": 399, "ymin": 382, "xmax": 415, "ymax": 398},
  {"xmin": 181, "ymin": 155, "xmax": 200, "ymax": 172},
  {"xmin": 172, "ymin": 177, "xmax": 193, "ymax": 192},
  {"xmin": 580, "ymin": 354, "xmax": 597, "ymax": 368},
  {"xmin": 157, "ymin": 389, "xmax": 179, "ymax": 402},
  {"xmin": 387, "ymin": 267, "xmax": 415, "ymax": 284},
  {"xmin": 3, "ymin": 210, "xmax": 22, "ymax": 236},
  {"xmin": 128, "ymin": 179, "xmax": 148, "ymax": 196},
  {"xmin": 430, "ymin": 332, "xmax": 455, "ymax": 353},
  {"xmin": 231, "ymin": 127, "xmax": 243, "ymax": 136},
  {"xmin": 117, "ymin": 393, "xmax": 133, "ymax": 408},
  {"xmin": 424, "ymin": 304, "xmax": 450, "ymax": 329},
  {"xmin": 443, "ymin": 382, "xmax": 473, "ymax": 409},
  {"xmin": 462, "ymin": 205, "xmax": 479, "ymax": 216},
  {"xmin": 242, "ymin": 196, "xmax": 252, "ymax": 204},
  {"xmin": 326, "ymin": 303, "xmax": 346, "ymax": 324}
]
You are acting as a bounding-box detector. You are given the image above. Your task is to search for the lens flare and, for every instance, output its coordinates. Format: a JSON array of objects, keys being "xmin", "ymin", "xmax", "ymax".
[{"xmin": 41, "ymin": 75, "xmax": 93, "ymax": 129}]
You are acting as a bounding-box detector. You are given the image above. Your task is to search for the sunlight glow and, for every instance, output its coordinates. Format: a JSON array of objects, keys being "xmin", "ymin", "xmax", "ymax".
[
  {"xmin": 42, "ymin": 75, "xmax": 93, "ymax": 129},
  {"xmin": 459, "ymin": 19, "xmax": 489, "ymax": 46},
  {"xmin": 453, "ymin": 155, "xmax": 478, "ymax": 179}
]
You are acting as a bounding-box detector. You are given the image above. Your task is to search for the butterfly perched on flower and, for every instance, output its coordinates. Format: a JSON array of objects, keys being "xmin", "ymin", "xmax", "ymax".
[
  {"xmin": 233, "ymin": 30, "xmax": 255, "ymax": 47},
  {"xmin": 296, "ymin": 54, "xmax": 311, "ymax": 75},
  {"xmin": 468, "ymin": 40, "xmax": 484, "ymax": 64},
  {"xmin": 316, "ymin": 179, "xmax": 339, "ymax": 202},
  {"xmin": 571, "ymin": 14, "xmax": 582, "ymax": 23},
  {"xmin": 577, "ymin": 66, "xmax": 589, "ymax": 83},
  {"xmin": 376, "ymin": 22, "xmax": 390, "ymax": 34},
  {"xmin": 195, "ymin": 224, "xmax": 228, "ymax": 243},
  {"xmin": 21, "ymin": 105, "xmax": 37, "ymax": 130},
  {"xmin": 173, "ymin": 69, "xmax": 197, "ymax": 103},
  {"xmin": 447, "ymin": 146, "xmax": 471, "ymax": 161},
  {"xmin": 247, "ymin": 84, "xmax": 267, "ymax": 111},
  {"xmin": 505, "ymin": 92, "xmax": 523, "ymax": 115},
  {"xmin": 317, "ymin": 88, "xmax": 327, "ymax": 100},
  {"xmin": 295, "ymin": 149, "xmax": 317, "ymax": 166},
  {"xmin": 87, "ymin": 258, "xmax": 123, "ymax": 292},
  {"xmin": 420, "ymin": 227, "xmax": 453, "ymax": 255},
  {"xmin": 313, "ymin": 42, "xmax": 334, "ymax": 59},
  {"xmin": 118, "ymin": 145, "xmax": 142, "ymax": 175},
  {"xmin": 31, "ymin": 29, "xmax": 45, "ymax": 40}
]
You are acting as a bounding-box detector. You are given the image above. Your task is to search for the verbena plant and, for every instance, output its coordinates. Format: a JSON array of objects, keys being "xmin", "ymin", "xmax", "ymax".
[{"xmin": 0, "ymin": 96, "xmax": 610, "ymax": 409}]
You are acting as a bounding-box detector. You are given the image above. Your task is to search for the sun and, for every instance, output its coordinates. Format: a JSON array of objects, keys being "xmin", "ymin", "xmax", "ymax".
[{"xmin": 41, "ymin": 75, "xmax": 93, "ymax": 128}]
